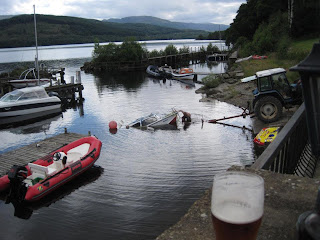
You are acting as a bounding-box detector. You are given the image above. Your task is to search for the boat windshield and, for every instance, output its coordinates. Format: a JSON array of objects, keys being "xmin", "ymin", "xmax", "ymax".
[
  {"xmin": 0, "ymin": 90, "xmax": 24, "ymax": 102},
  {"xmin": 0, "ymin": 88, "xmax": 47, "ymax": 102}
]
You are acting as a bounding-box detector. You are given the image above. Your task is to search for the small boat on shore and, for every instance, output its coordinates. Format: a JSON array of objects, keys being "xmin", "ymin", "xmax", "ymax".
[
  {"xmin": 252, "ymin": 55, "xmax": 268, "ymax": 60},
  {"xmin": 128, "ymin": 110, "xmax": 178, "ymax": 129},
  {"xmin": 0, "ymin": 136, "xmax": 102, "ymax": 202},
  {"xmin": 0, "ymin": 86, "xmax": 61, "ymax": 127},
  {"xmin": 8, "ymin": 68, "xmax": 51, "ymax": 89}
]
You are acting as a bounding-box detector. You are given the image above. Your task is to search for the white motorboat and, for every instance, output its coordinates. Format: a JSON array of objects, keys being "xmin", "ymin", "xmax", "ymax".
[
  {"xmin": 0, "ymin": 86, "xmax": 61, "ymax": 127},
  {"xmin": 159, "ymin": 66, "xmax": 195, "ymax": 81},
  {"xmin": 8, "ymin": 68, "xmax": 51, "ymax": 89},
  {"xmin": 171, "ymin": 68, "xmax": 195, "ymax": 81},
  {"xmin": 128, "ymin": 110, "xmax": 178, "ymax": 128}
]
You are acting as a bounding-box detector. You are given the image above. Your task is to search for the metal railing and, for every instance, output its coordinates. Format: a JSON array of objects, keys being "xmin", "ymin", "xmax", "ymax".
[{"xmin": 251, "ymin": 104, "xmax": 318, "ymax": 176}]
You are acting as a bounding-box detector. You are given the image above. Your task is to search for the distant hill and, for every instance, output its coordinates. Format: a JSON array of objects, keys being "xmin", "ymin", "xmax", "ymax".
[
  {"xmin": 105, "ymin": 16, "xmax": 229, "ymax": 32},
  {"xmin": 0, "ymin": 14, "xmax": 209, "ymax": 48},
  {"xmin": 0, "ymin": 15, "xmax": 15, "ymax": 21}
]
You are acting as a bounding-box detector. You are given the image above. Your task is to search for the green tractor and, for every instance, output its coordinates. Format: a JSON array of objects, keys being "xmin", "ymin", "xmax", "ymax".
[{"xmin": 242, "ymin": 68, "xmax": 303, "ymax": 123}]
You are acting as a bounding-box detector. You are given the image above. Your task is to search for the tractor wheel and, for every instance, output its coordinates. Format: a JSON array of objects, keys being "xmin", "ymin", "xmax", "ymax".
[{"xmin": 254, "ymin": 96, "xmax": 283, "ymax": 123}]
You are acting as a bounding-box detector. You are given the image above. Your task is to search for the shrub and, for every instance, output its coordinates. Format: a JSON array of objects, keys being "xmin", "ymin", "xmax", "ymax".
[
  {"xmin": 179, "ymin": 45, "xmax": 190, "ymax": 54},
  {"xmin": 164, "ymin": 44, "xmax": 178, "ymax": 55},
  {"xmin": 202, "ymin": 74, "xmax": 223, "ymax": 88},
  {"xmin": 277, "ymin": 35, "xmax": 291, "ymax": 59},
  {"xmin": 207, "ymin": 43, "xmax": 220, "ymax": 53},
  {"xmin": 148, "ymin": 49, "xmax": 161, "ymax": 58},
  {"xmin": 92, "ymin": 38, "xmax": 148, "ymax": 63}
]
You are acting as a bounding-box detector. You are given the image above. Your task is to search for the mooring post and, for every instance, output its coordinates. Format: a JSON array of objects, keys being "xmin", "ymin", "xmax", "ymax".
[{"xmin": 76, "ymin": 71, "xmax": 81, "ymax": 84}]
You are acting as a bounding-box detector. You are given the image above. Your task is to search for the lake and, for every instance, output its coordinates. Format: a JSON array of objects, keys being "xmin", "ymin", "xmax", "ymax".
[{"xmin": 0, "ymin": 40, "xmax": 256, "ymax": 240}]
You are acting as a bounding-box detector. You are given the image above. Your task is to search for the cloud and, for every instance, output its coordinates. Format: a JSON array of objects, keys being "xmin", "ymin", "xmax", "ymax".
[{"xmin": 1, "ymin": 0, "xmax": 246, "ymax": 25}]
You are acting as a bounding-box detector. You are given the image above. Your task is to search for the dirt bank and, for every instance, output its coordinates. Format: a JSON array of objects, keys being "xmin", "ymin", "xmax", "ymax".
[{"xmin": 196, "ymin": 79, "xmax": 256, "ymax": 110}]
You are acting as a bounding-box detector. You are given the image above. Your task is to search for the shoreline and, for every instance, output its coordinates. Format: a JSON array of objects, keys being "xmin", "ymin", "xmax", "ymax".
[{"xmin": 195, "ymin": 66, "xmax": 299, "ymax": 134}]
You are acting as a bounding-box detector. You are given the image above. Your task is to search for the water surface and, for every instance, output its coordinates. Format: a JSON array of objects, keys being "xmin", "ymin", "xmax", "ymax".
[{"xmin": 0, "ymin": 42, "xmax": 255, "ymax": 240}]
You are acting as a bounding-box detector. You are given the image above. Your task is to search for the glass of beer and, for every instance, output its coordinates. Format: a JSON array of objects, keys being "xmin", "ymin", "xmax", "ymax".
[{"xmin": 211, "ymin": 171, "xmax": 264, "ymax": 240}]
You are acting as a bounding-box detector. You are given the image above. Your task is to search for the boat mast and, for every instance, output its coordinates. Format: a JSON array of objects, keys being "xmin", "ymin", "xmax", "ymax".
[{"xmin": 33, "ymin": 5, "xmax": 40, "ymax": 84}]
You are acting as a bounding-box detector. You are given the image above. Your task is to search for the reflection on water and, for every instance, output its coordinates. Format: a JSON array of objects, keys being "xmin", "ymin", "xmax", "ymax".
[
  {"xmin": 0, "ymin": 59, "xmax": 256, "ymax": 240},
  {"xmin": 93, "ymin": 71, "xmax": 146, "ymax": 91}
]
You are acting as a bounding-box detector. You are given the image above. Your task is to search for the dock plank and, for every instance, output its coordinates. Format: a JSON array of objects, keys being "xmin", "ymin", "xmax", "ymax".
[{"xmin": 0, "ymin": 133, "xmax": 86, "ymax": 176}]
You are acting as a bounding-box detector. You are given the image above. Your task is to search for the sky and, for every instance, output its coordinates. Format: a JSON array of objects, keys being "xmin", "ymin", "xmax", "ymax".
[{"xmin": 1, "ymin": 0, "xmax": 246, "ymax": 25}]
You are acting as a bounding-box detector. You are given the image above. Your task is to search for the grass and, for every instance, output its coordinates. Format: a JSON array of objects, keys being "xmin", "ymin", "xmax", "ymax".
[
  {"xmin": 238, "ymin": 38, "xmax": 319, "ymax": 83},
  {"xmin": 290, "ymin": 38, "xmax": 319, "ymax": 52}
]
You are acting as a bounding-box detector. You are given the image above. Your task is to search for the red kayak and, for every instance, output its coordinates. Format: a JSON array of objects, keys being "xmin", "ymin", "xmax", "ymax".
[{"xmin": 0, "ymin": 136, "xmax": 102, "ymax": 202}]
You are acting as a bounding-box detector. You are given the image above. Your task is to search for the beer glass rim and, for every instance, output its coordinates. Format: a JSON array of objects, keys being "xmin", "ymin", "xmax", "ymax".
[{"xmin": 213, "ymin": 171, "xmax": 264, "ymax": 187}]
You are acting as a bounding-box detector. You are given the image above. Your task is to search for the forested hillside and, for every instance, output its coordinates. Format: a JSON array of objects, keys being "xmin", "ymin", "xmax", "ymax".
[
  {"xmin": 0, "ymin": 14, "xmax": 208, "ymax": 48},
  {"xmin": 226, "ymin": 0, "xmax": 320, "ymax": 57},
  {"xmin": 105, "ymin": 16, "xmax": 229, "ymax": 32}
]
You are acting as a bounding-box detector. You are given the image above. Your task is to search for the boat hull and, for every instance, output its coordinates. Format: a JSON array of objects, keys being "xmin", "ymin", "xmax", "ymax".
[
  {"xmin": 146, "ymin": 65, "xmax": 165, "ymax": 78},
  {"xmin": 0, "ymin": 98, "xmax": 61, "ymax": 126},
  {"xmin": 0, "ymin": 136, "xmax": 102, "ymax": 202},
  {"xmin": 171, "ymin": 73, "xmax": 194, "ymax": 80},
  {"xmin": 129, "ymin": 111, "xmax": 178, "ymax": 128},
  {"xmin": 147, "ymin": 112, "xmax": 177, "ymax": 127},
  {"xmin": 9, "ymin": 79, "xmax": 51, "ymax": 89}
]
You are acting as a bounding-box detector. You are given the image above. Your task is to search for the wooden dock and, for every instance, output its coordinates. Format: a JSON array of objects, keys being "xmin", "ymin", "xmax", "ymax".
[{"xmin": 0, "ymin": 132, "xmax": 86, "ymax": 177}]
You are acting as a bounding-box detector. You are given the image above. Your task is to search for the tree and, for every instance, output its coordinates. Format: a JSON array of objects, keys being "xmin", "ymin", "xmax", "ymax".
[
  {"xmin": 207, "ymin": 43, "xmax": 220, "ymax": 53},
  {"xmin": 164, "ymin": 44, "xmax": 178, "ymax": 55}
]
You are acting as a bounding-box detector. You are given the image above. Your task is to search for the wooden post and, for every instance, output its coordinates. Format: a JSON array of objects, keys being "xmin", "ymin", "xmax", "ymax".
[
  {"xmin": 79, "ymin": 86, "xmax": 83, "ymax": 101},
  {"xmin": 76, "ymin": 71, "xmax": 81, "ymax": 84}
]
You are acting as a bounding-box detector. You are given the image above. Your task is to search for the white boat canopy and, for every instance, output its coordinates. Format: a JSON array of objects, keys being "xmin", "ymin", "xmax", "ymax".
[{"xmin": 0, "ymin": 86, "xmax": 49, "ymax": 102}]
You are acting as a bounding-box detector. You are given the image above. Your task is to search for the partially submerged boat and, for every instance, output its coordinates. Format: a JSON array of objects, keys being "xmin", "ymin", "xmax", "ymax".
[
  {"xmin": 128, "ymin": 110, "xmax": 178, "ymax": 129},
  {"xmin": 0, "ymin": 136, "xmax": 102, "ymax": 202},
  {"xmin": 0, "ymin": 86, "xmax": 61, "ymax": 127},
  {"xmin": 8, "ymin": 68, "xmax": 51, "ymax": 89}
]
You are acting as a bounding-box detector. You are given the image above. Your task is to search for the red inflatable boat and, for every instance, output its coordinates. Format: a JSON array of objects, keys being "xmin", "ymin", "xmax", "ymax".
[{"xmin": 0, "ymin": 136, "xmax": 102, "ymax": 202}]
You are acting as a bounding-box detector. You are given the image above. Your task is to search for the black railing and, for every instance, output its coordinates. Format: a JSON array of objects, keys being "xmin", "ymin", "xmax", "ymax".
[{"xmin": 251, "ymin": 104, "xmax": 317, "ymax": 176}]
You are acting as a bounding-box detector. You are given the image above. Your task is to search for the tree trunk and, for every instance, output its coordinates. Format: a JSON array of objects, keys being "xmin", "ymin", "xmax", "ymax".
[{"xmin": 288, "ymin": 0, "xmax": 294, "ymax": 30}]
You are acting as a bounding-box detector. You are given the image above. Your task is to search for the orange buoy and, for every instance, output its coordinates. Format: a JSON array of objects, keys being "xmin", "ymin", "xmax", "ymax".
[{"xmin": 109, "ymin": 121, "xmax": 117, "ymax": 129}]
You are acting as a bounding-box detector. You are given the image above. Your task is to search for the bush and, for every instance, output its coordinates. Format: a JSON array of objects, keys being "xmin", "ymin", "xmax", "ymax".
[
  {"xmin": 179, "ymin": 45, "xmax": 190, "ymax": 54},
  {"xmin": 276, "ymin": 35, "xmax": 291, "ymax": 59},
  {"xmin": 148, "ymin": 49, "xmax": 161, "ymax": 58},
  {"xmin": 92, "ymin": 42, "xmax": 119, "ymax": 63},
  {"xmin": 207, "ymin": 43, "xmax": 220, "ymax": 53},
  {"xmin": 92, "ymin": 38, "xmax": 148, "ymax": 63},
  {"xmin": 199, "ymin": 46, "xmax": 206, "ymax": 53},
  {"xmin": 164, "ymin": 44, "xmax": 178, "ymax": 55},
  {"xmin": 202, "ymin": 74, "xmax": 223, "ymax": 88}
]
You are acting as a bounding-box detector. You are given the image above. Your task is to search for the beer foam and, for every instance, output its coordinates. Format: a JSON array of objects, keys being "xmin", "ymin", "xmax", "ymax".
[{"xmin": 212, "ymin": 201, "xmax": 263, "ymax": 224}]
